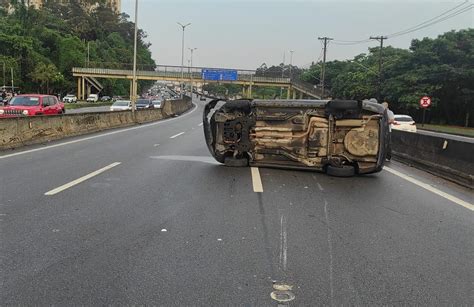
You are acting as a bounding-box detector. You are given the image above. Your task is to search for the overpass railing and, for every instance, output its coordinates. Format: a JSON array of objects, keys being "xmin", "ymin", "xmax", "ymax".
[{"xmin": 73, "ymin": 67, "xmax": 291, "ymax": 84}]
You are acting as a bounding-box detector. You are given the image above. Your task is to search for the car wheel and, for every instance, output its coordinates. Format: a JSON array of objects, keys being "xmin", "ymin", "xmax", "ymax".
[
  {"xmin": 224, "ymin": 157, "xmax": 248, "ymax": 167},
  {"xmin": 326, "ymin": 165, "xmax": 355, "ymax": 177}
]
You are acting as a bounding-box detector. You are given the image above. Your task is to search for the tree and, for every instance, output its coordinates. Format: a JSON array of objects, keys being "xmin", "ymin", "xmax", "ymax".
[{"xmin": 29, "ymin": 62, "xmax": 63, "ymax": 93}]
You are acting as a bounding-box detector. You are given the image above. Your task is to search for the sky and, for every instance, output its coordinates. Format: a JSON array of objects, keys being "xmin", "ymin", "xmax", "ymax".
[{"xmin": 121, "ymin": 0, "xmax": 473, "ymax": 70}]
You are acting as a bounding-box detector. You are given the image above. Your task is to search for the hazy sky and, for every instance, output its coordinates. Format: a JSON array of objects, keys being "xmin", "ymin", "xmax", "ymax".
[{"xmin": 121, "ymin": 0, "xmax": 473, "ymax": 69}]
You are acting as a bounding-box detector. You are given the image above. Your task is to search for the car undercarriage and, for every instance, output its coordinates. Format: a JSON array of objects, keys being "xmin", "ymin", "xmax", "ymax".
[{"xmin": 204, "ymin": 99, "xmax": 389, "ymax": 176}]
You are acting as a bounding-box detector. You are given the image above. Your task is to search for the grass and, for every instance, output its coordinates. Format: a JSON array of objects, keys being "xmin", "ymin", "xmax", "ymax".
[
  {"xmin": 64, "ymin": 101, "xmax": 113, "ymax": 110},
  {"xmin": 417, "ymin": 124, "xmax": 474, "ymax": 137}
]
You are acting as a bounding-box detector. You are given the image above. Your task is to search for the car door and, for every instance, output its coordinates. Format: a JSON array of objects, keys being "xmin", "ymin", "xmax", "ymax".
[
  {"xmin": 46, "ymin": 97, "xmax": 56, "ymax": 115},
  {"xmin": 40, "ymin": 97, "xmax": 51, "ymax": 115}
]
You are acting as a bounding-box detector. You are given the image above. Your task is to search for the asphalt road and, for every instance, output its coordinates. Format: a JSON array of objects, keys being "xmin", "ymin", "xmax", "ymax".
[
  {"xmin": 1, "ymin": 97, "xmax": 473, "ymax": 305},
  {"xmin": 417, "ymin": 128, "xmax": 474, "ymax": 143}
]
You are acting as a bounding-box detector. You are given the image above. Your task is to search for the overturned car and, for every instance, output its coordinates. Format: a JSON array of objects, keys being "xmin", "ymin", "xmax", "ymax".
[{"xmin": 203, "ymin": 99, "xmax": 389, "ymax": 176}]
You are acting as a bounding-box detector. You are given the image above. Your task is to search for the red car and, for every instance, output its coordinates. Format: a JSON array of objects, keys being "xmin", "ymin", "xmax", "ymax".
[{"xmin": 0, "ymin": 94, "xmax": 65, "ymax": 117}]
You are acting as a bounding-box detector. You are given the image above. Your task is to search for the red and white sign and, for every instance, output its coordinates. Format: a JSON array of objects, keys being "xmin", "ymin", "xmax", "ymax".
[{"xmin": 420, "ymin": 96, "xmax": 431, "ymax": 108}]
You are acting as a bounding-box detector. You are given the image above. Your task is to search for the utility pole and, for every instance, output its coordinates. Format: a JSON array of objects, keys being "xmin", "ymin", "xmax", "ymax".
[
  {"xmin": 2, "ymin": 62, "xmax": 5, "ymax": 91},
  {"xmin": 87, "ymin": 42, "xmax": 90, "ymax": 67},
  {"xmin": 131, "ymin": 0, "xmax": 139, "ymax": 113},
  {"xmin": 178, "ymin": 22, "xmax": 191, "ymax": 98},
  {"xmin": 188, "ymin": 47, "xmax": 197, "ymax": 98},
  {"xmin": 369, "ymin": 35, "xmax": 387, "ymax": 102},
  {"xmin": 318, "ymin": 37, "xmax": 333, "ymax": 98},
  {"xmin": 10, "ymin": 67, "xmax": 14, "ymax": 93}
]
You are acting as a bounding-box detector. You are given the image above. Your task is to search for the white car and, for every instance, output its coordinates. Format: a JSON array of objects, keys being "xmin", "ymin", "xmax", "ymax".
[
  {"xmin": 110, "ymin": 100, "xmax": 131, "ymax": 111},
  {"xmin": 392, "ymin": 114, "xmax": 417, "ymax": 132},
  {"xmin": 152, "ymin": 100, "xmax": 162, "ymax": 109},
  {"xmin": 63, "ymin": 94, "xmax": 77, "ymax": 103},
  {"xmin": 86, "ymin": 94, "xmax": 99, "ymax": 102}
]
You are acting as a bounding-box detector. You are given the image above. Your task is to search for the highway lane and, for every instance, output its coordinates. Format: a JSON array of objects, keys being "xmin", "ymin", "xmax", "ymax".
[{"xmin": 1, "ymin": 97, "xmax": 473, "ymax": 305}]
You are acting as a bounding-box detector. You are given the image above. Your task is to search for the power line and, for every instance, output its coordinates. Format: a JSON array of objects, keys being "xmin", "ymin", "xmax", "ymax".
[
  {"xmin": 387, "ymin": 4, "xmax": 473, "ymax": 38},
  {"xmin": 332, "ymin": 1, "xmax": 472, "ymax": 44},
  {"xmin": 387, "ymin": 1, "xmax": 471, "ymax": 38}
]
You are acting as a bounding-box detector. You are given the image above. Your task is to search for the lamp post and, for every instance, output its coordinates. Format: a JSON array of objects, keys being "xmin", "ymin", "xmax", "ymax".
[
  {"xmin": 131, "ymin": 0, "xmax": 139, "ymax": 113},
  {"xmin": 188, "ymin": 47, "xmax": 197, "ymax": 98},
  {"xmin": 177, "ymin": 22, "xmax": 191, "ymax": 98},
  {"xmin": 289, "ymin": 50, "xmax": 294, "ymax": 79},
  {"xmin": 280, "ymin": 51, "xmax": 286, "ymax": 98}
]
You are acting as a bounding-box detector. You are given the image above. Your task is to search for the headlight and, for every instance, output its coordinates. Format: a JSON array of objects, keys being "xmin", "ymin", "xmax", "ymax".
[
  {"xmin": 22, "ymin": 110, "xmax": 29, "ymax": 115},
  {"xmin": 0, "ymin": 109, "xmax": 4, "ymax": 115}
]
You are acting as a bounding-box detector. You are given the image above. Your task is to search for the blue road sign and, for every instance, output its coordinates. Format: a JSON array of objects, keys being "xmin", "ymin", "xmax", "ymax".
[{"xmin": 201, "ymin": 69, "xmax": 238, "ymax": 81}]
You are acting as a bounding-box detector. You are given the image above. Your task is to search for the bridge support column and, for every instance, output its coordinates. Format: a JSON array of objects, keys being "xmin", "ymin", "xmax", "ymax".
[
  {"xmin": 299, "ymin": 91, "xmax": 303, "ymax": 99},
  {"xmin": 287, "ymin": 87, "xmax": 291, "ymax": 99},
  {"xmin": 129, "ymin": 79, "xmax": 133, "ymax": 101},
  {"xmin": 292, "ymin": 89, "xmax": 297, "ymax": 99},
  {"xmin": 81, "ymin": 77, "xmax": 86, "ymax": 101},
  {"xmin": 77, "ymin": 78, "xmax": 81, "ymax": 100},
  {"xmin": 242, "ymin": 85, "xmax": 246, "ymax": 98},
  {"xmin": 248, "ymin": 83, "xmax": 253, "ymax": 99}
]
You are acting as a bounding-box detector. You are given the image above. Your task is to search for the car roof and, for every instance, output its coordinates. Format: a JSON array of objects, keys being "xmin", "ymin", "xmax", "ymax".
[{"xmin": 15, "ymin": 94, "xmax": 51, "ymax": 98}]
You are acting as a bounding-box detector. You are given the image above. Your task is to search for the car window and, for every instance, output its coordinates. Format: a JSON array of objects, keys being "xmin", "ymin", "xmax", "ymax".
[
  {"xmin": 9, "ymin": 96, "xmax": 40, "ymax": 106},
  {"xmin": 395, "ymin": 116, "xmax": 413, "ymax": 122}
]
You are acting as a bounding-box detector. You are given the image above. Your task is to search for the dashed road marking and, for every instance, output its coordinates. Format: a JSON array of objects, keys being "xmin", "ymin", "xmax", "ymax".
[
  {"xmin": 198, "ymin": 122, "xmax": 203, "ymax": 126},
  {"xmin": 153, "ymin": 144, "xmax": 160, "ymax": 147},
  {"xmin": 384, "ymin": 166, "xmax": 473, "ymax": 211},
  {"xmin": 317, "ymin": 183, "xmax": 324, "ymax": 191},
  {"xmin": 251, "ymin": 167, "xmax": 263, "ymax": 193},
  {"xmin": 45, "ymin": 162, "xmax": 121, "ymax": 196},
  {"xmin": 169, "ymin": 132, "xmax": 185, "ymax": 139}
]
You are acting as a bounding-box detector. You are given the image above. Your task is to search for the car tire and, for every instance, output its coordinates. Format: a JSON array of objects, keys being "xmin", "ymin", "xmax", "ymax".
[
  {"xmin": 326, "ymin": 165, "xmax": 355, "ymax": 177},
  {"xmin": 224, "ymin": 157, "xmax": 248, "ymax": 167}
]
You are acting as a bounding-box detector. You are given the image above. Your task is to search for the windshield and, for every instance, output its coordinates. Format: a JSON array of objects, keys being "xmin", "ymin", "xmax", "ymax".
[
  {"xmin": 136, "ymin": 100, "xmax": 149, "ymax": 105},
  {"xmin": 9, "ymin": 96, "xmax": 40, "ymax": 106},
  {"xmin": 113, "ymin": 100, "xmax": 130, "ymax": 106},
  {"xmin": 395, "ymin": 116, "xmax": 414, "ymax": 122},
  {"xmin": 65, "ymin": 95, "xmax": 75, "ymax": 97}
]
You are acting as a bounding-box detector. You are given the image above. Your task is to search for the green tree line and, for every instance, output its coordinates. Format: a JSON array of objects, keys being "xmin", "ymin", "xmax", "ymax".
[
  {"xmin": 0, "ymin": 0, "xmax": 156, "ymax": 97},
  {"xmin": 300, "ymin": 29, "xmax": 473, "ymax": 127}
]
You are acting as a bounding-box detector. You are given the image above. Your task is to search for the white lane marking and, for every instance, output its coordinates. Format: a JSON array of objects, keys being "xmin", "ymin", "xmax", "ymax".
[
  {"xmin": 317, "ymin": 183, "xmax": 324, "ymax": 191},
  {"xmin": 384, "ymin": 167, "xmax": 473, "ymax": 211},
  {"xmin": 153, "ymin": 144, "xmax": 160, "ymax": 147},
  {"xmin": 44, "ymin": 162, "xmax": 121, "ymax": 196},
  {"xmin": 150, "ymin": 155, "xmax": 220, "ymax": 165},
  {"xmin": 251, "ymin": 167, "xmax": 263, "ymax": 193},
  {"xmin": 198, "ymin": 122, "xmax": 203, "ymax": 126},
  {"xmin": 324, "ymin": 199, "xmax": 335, "ymax": 304},
  {"xmin": 169, "ymin": 132, "xmax": 185, "ymax": 139},
  {"xmin": 279, "ymin": 214, "xmax": 288, "ymax": 271},
  {"xmin": 0, "ymin": 103, "xmax": 198, "ymax": 160}
]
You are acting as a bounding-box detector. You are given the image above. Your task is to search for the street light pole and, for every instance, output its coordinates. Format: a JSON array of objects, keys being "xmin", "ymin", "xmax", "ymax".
[
  {"xmin": 131, "ymin": 0, "xmax": 139, "ymax": 113},
  {"xmin": 188, "ymin": 47, "xmax": 197, "ymax": 98},
  {"xmin": 289, "ymin": 50, "xmax": 294, "ymax": 79},
  {"xmin": 280, "ymin": 51, "xmax": 285, "ymax": 98},
  {"xmin": 177, "ymin": 22, "xmax": 191, "ymax": 98}
]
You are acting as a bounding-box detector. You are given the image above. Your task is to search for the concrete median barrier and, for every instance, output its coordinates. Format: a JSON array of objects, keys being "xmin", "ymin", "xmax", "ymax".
[
  {"xmin": 0, "ymin": 96, "xmax": 192, "ymax": 150},
  {"xmin": 391, "ymin": 130, "xmax": 474, "ymax": 188}
]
